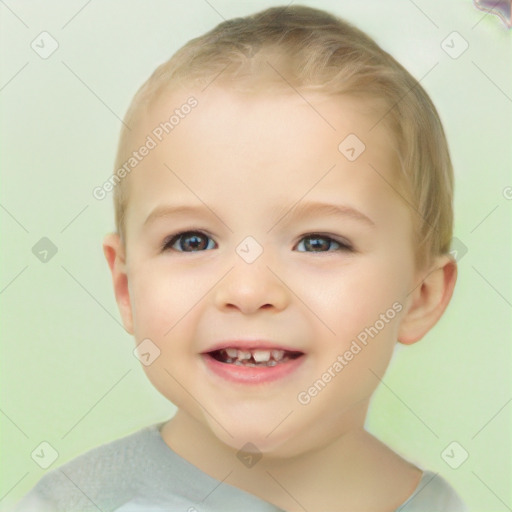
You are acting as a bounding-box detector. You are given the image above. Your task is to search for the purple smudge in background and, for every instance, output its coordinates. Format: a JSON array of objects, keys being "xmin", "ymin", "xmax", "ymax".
[{"xmin": 474, "ymin": 0, "xmax": 512, "ymax": 28}]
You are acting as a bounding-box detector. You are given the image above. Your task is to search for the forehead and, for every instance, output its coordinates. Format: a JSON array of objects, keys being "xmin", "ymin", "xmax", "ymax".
[
  {"xmin": 123, "ymin": 85, "xmax": 404, "ymax": 230},
  {"xmin": 147, "ymin": 85, "xmax": 394, "ymax": 156}
]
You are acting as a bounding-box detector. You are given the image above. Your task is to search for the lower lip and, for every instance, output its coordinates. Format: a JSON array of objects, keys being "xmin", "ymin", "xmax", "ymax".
[{"xmin": 201, "ymin": 353, "xmax": 306, "ymax": 385}]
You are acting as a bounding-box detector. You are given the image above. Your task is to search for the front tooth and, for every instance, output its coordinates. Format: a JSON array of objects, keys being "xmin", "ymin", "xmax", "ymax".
[
  {"xmin": 225, "ymin": 348, "xmax": 238, "ymax": 358},
  {"xmin": 237, "ymin": 350, "xmax": 252, "ymax": 361},
  {"xmin": 271, "ymin": 350, "xmax": 285, "ymax": 361},
  {"xmin": 252, "ymin": 350, "xmax": 271, "ymax": 363}
]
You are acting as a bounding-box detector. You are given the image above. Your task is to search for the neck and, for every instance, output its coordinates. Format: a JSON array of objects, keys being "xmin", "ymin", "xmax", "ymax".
[{"xmin": 158, "ymin": 404, "xmax": 420, "ymax": 511}]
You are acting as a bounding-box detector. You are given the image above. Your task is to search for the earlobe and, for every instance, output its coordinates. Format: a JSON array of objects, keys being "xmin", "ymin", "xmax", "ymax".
[
  {"xmin": 397, "ymin": 254, "xmax": 457, "ymax": 345},
  {"xmin": 102, "ymin": 233, "xmax": 134, "ymax": 334}
]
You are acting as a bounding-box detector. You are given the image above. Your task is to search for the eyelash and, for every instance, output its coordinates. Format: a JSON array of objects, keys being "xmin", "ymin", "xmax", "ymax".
[{"xmin": 160, "ymin": 230, "xmax": 354, "ymax": 254}]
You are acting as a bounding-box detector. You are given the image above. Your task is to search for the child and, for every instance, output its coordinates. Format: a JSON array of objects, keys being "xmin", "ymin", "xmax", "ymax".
[{"xmin": 13, "ymin": 4, "xmax": 466, "ymax": 511}]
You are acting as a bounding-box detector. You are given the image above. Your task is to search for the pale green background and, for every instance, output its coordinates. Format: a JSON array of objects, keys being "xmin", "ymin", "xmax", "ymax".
[{"xmin": 1, "ymin": 1, "xmax": 511, "ymax": 510}]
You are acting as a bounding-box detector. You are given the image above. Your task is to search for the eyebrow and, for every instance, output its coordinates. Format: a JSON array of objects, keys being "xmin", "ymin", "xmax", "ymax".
[
  {"xmin": 143, "ymin": 201, "xmax": 375, "ymax": 228},
  {"xmin": 144, "ymin": 204, "xmax": 221, "ymax": 226},
  {"xmin": 274, "ymin": 201, "xmax": 375, "ymax": 228}
]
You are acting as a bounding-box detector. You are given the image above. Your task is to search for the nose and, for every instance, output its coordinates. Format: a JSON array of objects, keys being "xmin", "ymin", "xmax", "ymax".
[{"xmin": 213, "ymin": 253, "xmax": 290, "ymax": 315}]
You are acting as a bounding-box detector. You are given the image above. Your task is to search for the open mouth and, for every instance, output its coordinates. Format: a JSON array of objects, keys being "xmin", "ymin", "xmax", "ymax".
[{"xmin": 206, "ymin": 348, "xmax": 304, "ymax": 367}]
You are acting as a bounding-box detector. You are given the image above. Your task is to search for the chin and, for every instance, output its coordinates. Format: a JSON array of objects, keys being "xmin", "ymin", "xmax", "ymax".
[{"xmin": 206, "ymin": 419, "xmax": 305, "ymax": 459}]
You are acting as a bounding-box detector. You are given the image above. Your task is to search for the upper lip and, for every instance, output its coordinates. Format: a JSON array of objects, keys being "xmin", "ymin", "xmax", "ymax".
[{"xmin": 202, "ymin": 339, "xmax": 305, "ymax": 354}]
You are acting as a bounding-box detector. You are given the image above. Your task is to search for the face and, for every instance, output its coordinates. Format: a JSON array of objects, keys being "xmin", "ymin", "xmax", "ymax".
[{"xmin": 114, "ymin": 85, "xmax": 421, "ymax": 457}]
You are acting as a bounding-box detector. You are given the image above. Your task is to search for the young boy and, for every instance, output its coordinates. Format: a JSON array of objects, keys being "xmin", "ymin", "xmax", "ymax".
[{"xmin": 13, "ymin": 4, "xmax": 466, "ymax": 511}]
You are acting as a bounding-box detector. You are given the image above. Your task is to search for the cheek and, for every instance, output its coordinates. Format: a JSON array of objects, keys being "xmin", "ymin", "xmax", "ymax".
[
  {"xmin": 130, "ymin": 279, "xmax": 168, "ymax": 339},
  {"xmin": 128, "ymin": 267, "xmax": 200, "ymax": 408},
  {"xmin": 129, "ymin": 263, "xmax": 198, "ymax": 338},
  {"xmin": 304, "ymin": 256, "xmax": 409, "ymax": 343},
  {"xmin": 332, "ymin": 256, "xmax": 412, "ymax": 379},
  {"xmin": 298, "ymin": 278, "xmax": 404, "ymax": 420}
]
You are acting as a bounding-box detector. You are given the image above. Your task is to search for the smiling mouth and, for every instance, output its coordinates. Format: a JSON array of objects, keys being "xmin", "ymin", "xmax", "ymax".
[{"xmin": 206, "ymin": 348, "xmax": 304, "ymax": 367}]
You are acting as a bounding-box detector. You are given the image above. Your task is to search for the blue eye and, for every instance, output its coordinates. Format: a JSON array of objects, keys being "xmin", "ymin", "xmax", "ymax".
[
  {"xmin": 295, "ymin": 234, "xmax": 352, "ymax": 253},
  {"xmin": 162, "ymin": 231, "xmax": 216, "ymax": 252},
  {"xmin": 161, "ymin": 231, "xmax": 353, "ymax": 253}
]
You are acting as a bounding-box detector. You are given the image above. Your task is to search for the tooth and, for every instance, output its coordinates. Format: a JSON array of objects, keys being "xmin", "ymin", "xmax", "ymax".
[
  {"xmin": 225, "ymin": 348, "xmax": 238, "ymax": 358},
  {"xmin": 252, "ymin": 350, "xmax": 271, "ymax": 362},
  {"xmin": 237, "ymin": 350, "xmax": 252, "ymax": 360},
  {"xmin": 271, "ymin": 350, "xmax": 285, "ymax": 361}
]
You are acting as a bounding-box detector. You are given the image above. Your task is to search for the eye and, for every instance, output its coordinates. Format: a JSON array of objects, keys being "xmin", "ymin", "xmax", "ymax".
[
  {"xmin": 162, "ymin": 231, "xmax": 216, "ymax": 252},
  {"xmin": 295, "ymin": 233, "xmax": 353, "ymax": 253},
  {"xmin": 161, "ymin": 231, "xmax": 353, "ymax": 253}
]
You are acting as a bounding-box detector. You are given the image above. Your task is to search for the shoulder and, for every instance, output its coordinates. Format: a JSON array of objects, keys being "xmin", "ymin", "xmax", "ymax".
[
  {"xmin": 397, "ymin": 471, "xmax": 467, "ymax": 512},
  {"xmin": 11, "ymin": 423, "xmax": 165, "ymax": 512},
  {"xmin": 356, "ymin": 433, "xmax": 467, "ymax": 512}
]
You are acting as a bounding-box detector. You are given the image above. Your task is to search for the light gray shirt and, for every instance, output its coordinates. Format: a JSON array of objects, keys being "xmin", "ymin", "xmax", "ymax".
[{"xmin": 11, "ymin": 422, "xmax": 467, "ymax": 512}]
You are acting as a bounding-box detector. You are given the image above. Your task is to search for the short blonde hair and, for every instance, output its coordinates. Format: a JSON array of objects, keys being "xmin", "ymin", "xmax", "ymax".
[{"xmin": 113, "ymin": 4, "xmax": 453, "ymax": 270}]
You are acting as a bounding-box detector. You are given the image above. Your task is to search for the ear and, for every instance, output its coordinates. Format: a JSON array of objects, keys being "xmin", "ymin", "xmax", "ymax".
[
  {"xmin": 398, "ymin": 254, "xmax": 457, "ymax": 345},
  {"xmin": 103, "ymin": 233, "xmax": 134, "ymax": 334}
]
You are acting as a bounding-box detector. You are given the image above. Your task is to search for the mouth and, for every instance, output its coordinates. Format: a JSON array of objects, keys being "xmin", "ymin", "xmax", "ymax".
[
  {"xmin": 201, "ymin": 345, "xmax": 306, "ymax": 385},
  {"xmin": 206, "ymin": 347, "xmax": 304, "ymax": 367}
]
